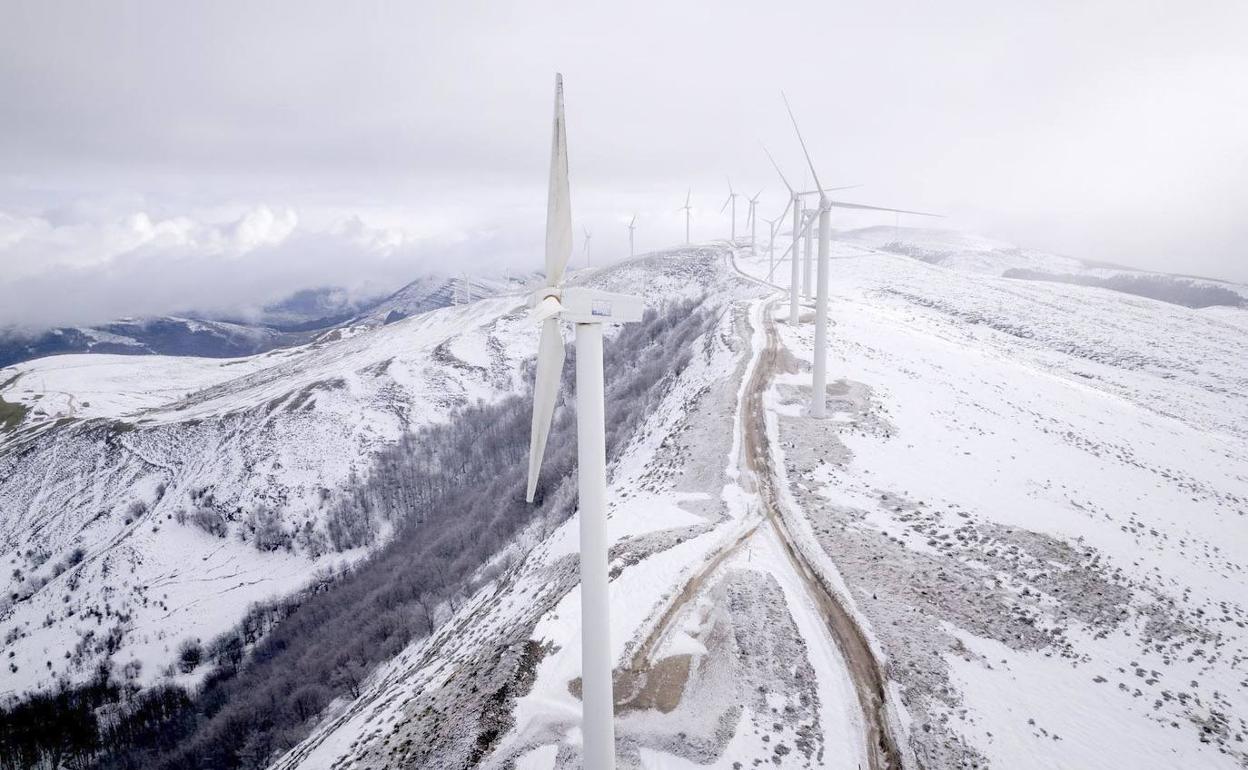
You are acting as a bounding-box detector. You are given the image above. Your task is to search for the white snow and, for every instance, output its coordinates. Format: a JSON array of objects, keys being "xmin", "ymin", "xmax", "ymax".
[{"xmin": 734, "ymin": 233, "xmax": 1248, "ymax": 767}]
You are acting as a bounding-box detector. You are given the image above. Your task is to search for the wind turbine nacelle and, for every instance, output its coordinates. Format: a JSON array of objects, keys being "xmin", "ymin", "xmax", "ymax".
[{"xmin": 558, "ymin": 287, "xmax": 645, "ymax": 325}]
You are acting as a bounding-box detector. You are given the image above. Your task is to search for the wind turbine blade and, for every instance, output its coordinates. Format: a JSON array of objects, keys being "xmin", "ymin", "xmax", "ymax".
[
  {"xmin": 761, "ymin": 143, "xmax": 794, "ymax": 193},
  {"xmin": 545, "ymin": 74, "xmax": 573, "ymax": 286},
  {"xmin": 720, "ymin": 196, "xmax": 731, "ymax": 214},
  {"xmin": 778, "ymin": 196, "xmax": 793, "ymax": 226},
  {"xmin": 685, "ymin": 188, "xmax": 691, "ymax": 207},
  {"xmin": 629, "ymin": 214, "xmax": 637, "ymax": 228},
  {"xmin": 727, "ymin": 176, "xmax": 735, "ymax": 195},
  {"xmin": 824, "ymin": 199, "xmax": 944, "ymax": 217},
  {"xmin": 781, "ymin": 92, "xmax": 824, "ymax": 197},
  {"xmin": 526, "ymin": 318, "xmax": 565, "ymax": 502},
  {"xmin": 797, "ymin": 184, "xmax": 863, "ymax": 197}
]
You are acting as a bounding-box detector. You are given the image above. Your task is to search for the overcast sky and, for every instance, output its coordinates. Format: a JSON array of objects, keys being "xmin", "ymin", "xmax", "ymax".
[{"xmin": 2, "ymin": 0, "xmax": 1245, "ymax": 328}]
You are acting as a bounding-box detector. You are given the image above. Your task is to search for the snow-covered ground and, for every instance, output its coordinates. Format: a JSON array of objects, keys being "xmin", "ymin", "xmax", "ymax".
[
  {"xmin": 4, "ymin": 229, "xmax": 1245, "ymax": 770},
  {"xmin": 0, "ymin": 294, "xmax": 537, "ymax": 695},
  {"xmin": 736, "ymin": 232, "xmax": 1248, "ymax": 767},
  {"xmin": 270, "ymin": 247, "xmax": 884, "ymax": 769}
]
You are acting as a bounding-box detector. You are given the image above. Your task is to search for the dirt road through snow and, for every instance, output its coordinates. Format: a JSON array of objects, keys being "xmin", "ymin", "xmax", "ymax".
[{"xmin": 730, "ymin": 250, "xmax": 905, "ymax": 770}]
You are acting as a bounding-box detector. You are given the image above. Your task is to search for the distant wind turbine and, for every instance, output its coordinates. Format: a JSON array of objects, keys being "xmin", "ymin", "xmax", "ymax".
[
  {"xmin": 763, "ymin": 144, "xmax": 862, "ymax": 319},
  {"xmin": 526, "ymin": 74, "xmax": 643, "ymax": 769},
  {"xmin": 678, "ymin": 189, "xmax": 692, "ymax": 244},
  {"xmin": 762, "ymin": 215, "xmax": 779, "ymax": 280},
  {"xmin": 627, "ymin": 214, "xmax": 637, "ymax": 258},
  {"xmin": 763, "ymin": 144, "xmax": 803, "ymax": 325},
  {"xmin": 720, "ymin": 178, "xmax": 740, "ymax": 242},
  {"xmin": 782, "ymin": 91, "xmax": 942, "ymax": 419},
  {"xmin": 583, "ymin": 226, "xmax": 593, "ymax": 267},
  {"xmin": 746, "ymin": 189, "xmax": 763, "ymax": 254}
]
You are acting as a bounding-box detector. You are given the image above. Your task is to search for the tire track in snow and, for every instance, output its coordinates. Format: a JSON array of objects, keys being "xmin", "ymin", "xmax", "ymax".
[
  {"xmin": 616, "ymin": 249, "xmax": 899, "ymax": 768},
  {"xmin": 729, "ymin": 248, "xmax": 905, "ymax": 770}
]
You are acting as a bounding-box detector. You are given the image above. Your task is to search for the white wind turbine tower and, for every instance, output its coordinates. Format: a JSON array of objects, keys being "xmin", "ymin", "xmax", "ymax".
[
  {"xmin": 626, "ymin": 214, "xmax": 637, "ymax": 258},
  {"xmin": 526, "ymin": 74, "xmax": 644, "ymax": 769},
  {"xmin": 762, "ymin": 144, "xmax": 803, "ymax": 325},
  {"xmin": 745, "ymin": 188, "xmax": 763, "ymax": 254},
  {"xmin": 678, "ymin": 189, "xmax": 693, "ymax": 244},
  {"xmin": 781, "ymin": 92, "xmax": 941, "ymax": 418},
  {"xmin": 795, "ymin": 185, "xmax": 852, "ymax": 297},
  {"xmin": 762, "ymin": 145, "xmax": 859, "ymax": 324},
  {"xmin": 720, "ymin": 178, "xmax": 740, "ymax": 242},
  {"xmin": 583, "ymin": 226, "xmax": 593, "ymax": 267}
]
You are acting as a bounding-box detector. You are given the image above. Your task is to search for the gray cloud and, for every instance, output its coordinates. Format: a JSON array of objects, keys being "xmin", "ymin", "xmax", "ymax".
[{"xmin": 2, "ymin": 0, "xmax": 1246, "ymax": 328}]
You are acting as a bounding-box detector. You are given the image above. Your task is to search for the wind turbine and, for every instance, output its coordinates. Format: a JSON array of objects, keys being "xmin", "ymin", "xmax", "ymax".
[
  {"xmin": 761, "ymin": 144, "xmax": 862, "ymax": 321},
  {"xmin": 720, "ymin": 178, "xmax": 740, "ymax": 242},
  {"xmin": 583, "ymin": 226, "xmax": 593, "ymax": 268},
  {"xmin": 526, "ymin": 74, "xmax": 643, "ymax": 770},
  {"xmin": 762, "ymin": 144, "xmax": 803, "ymax": 325},
  {"xmin": 678, "ymin": 189, "xmax": 692, "ymax": 244},
  {"xmin": 781, "ymin": 92, "xmax": 941, "ymax": 418},
  {"xmin": 626, "ymin": 214, "xmax": 637, "ymax": 258},
  {"xmin": 746, "ymin": 189, "xmax": 763, "ymax": 254}
]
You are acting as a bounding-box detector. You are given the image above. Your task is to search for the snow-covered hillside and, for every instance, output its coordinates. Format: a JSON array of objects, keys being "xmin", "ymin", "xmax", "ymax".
[
  {"xmin": 2, "ymin": 231, "xmax": 1245, "ymax": 770},
  {"xmin": 735, "ymin": 236, "xmax": 1248, "ymax": 767},
  {"xmin": 354, "ymin": 273, "xmax": 535, "ymax": 327},
  {"xmin": 0, "ymin": 317, "xmax": 315, "ymax": 369},
  {"xmin": 843, "ymin": 226, "xmax": 1248, "ymax": 308},
  {"xmin": 0, "ymin": 293, "xmax": 536, "ymax": 696},
  {"xmin": 269, "ymin": 247, "xmax": 864, "ymax": 769},
  {"xmin": 272, "ymin": 236, "xmax": 1246, "ymax": 769},
  {"xmin": 0, "ymin": 273, "xmax": 532, "ymax": 370}
]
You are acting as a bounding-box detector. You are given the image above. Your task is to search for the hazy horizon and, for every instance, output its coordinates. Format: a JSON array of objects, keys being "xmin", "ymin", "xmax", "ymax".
[{"xmin": 3, "ymin": 0, "xmax": 1246, "ymax": 329}]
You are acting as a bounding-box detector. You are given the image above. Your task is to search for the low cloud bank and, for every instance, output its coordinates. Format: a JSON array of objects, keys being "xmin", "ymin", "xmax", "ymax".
[{"xmin": 0, "ymin": 204, "xmax": 540, "ymax": 331}]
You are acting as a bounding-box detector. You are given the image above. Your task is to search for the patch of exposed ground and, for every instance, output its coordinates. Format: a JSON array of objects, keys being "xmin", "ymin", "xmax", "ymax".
[{"xmin": 601, "ymin": 569, "xmax": 824, "ymax": 768}]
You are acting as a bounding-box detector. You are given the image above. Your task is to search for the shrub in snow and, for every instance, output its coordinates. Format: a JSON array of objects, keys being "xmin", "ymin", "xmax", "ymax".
[
  {"xmin": 248, "ymin": 507, "xmax": 292, "ymax": 552},
  {"xmin": 296, "ymin": 521, "xmax": 329, "ymax": 558},
  {"xmin": 207, "ymin": 631, "xmax": 245, "ymax": 670},
  {"xmin": 122, "ymin": 659, "xmax": 143, "ymax": 681},
  {"xmin": 176, "ymin": 638, "xmax": 203, "ymax": 674},
  {"xmin": 325, "ymin": 493, "xmax": 376, "ymax": 551},
  {"xmin": 189, "ymin": 509, "xmax": 227, "ymax": 538}
]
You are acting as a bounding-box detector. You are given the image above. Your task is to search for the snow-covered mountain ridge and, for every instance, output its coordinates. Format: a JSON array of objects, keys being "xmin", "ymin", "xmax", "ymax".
[
  {"xmin": 843, "ymin": 226, "xmax": 1248, "ymax": 308},
  {"xmin": 0, "ymin": 289, "xmax": 535, "ymax": 696},
  {"xmin": 2, "ymin": 231, "xmax": 1246, "ymax": 770},
  {"xmin": 0, "ymin": 272, "xmax": 527, "ymax": 369},
  {"xmin": 272, "ymin": 236, "xmax": 1247, "ymax": 769}
]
